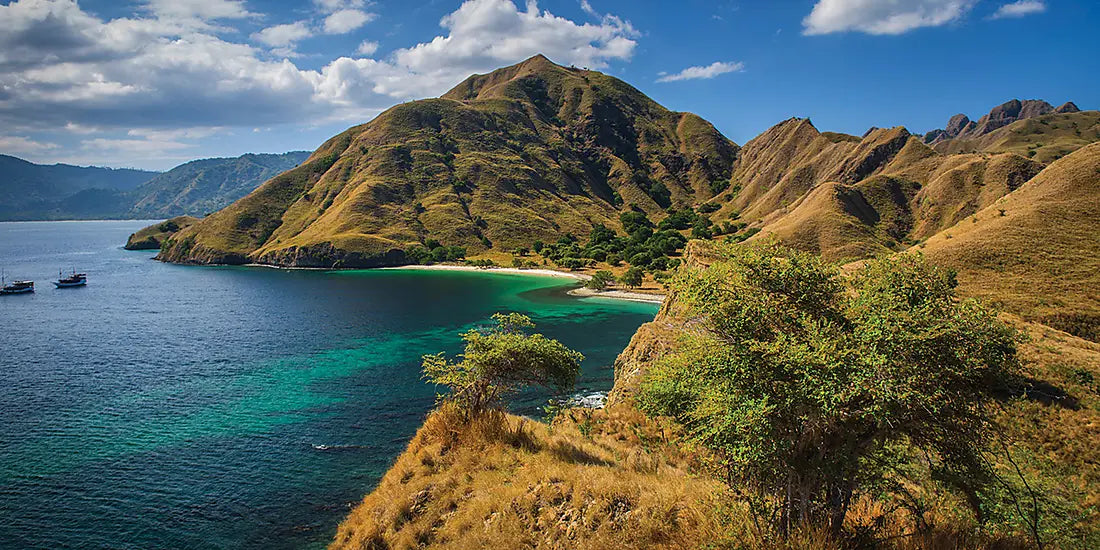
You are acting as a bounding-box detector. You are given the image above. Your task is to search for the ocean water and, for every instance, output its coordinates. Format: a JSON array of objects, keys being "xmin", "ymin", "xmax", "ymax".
[{"xmin": 0, "ymin": 221, "xmax": 658, "ymax": 549}]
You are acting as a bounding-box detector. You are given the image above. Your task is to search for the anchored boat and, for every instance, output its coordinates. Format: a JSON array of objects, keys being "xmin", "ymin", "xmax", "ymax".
[
  {"xmin": 1, "ymin": 275, "xmax": 34, "ymax": 295},
  {"xmin": 54, "ymin": 270, "xmax": 87, "ymax": 288}
]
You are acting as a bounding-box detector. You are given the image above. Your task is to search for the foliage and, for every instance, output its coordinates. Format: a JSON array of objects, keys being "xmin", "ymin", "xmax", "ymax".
[
  {"xmin": 585, "ymin": 270, "xmax": 616, "ymax": 290},
  {"xmin": 636, "ymin": 241, "xmax": 1022, "ymax": 538},
  {"xmin": 619, "ymin": 267, "xmax": 644, "ymax": 289},
  {"xmin": 422, "ymin": 313, "xmax": 584, "ymax": 416},
  {"xmin": 405, "ymin": 241, "xmax": 466, "ymax": 264}
]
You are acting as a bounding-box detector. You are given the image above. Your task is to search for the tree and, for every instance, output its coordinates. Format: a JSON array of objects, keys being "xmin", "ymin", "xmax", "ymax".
[
  {"xmin": 636, "ymin": 242, "xmax": 1020, "ymax": 538},
  {"xmin": 585, "ymin": 270, "xmax": 615, "ymax": 290},
  {"xmin": 422, "ymin": 313, "xmax": 584, "ymax": 416},
  {"xmin": 532, "ymin": 240, "xmax": 544, "ymax": 253},
  {"xmin": 619, "ymin": 267, "xmax": 643, "ymax": 289}
]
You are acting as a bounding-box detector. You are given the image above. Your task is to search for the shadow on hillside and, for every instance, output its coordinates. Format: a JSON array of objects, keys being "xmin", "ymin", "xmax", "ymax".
[
  {"xmin": 997, "ymin": 376, "xmax": 1080, "ymax": 410},
  {"xmin": 548, "ymin": 440, "xmax": 613, "ymax": 467}
]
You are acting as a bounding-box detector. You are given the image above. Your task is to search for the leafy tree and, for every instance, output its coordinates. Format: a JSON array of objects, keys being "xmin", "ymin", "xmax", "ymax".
[
  {"xmin": 585, "ymin": 270, "xmax": 615, "ymax": 290},
  {"xmin": 619, "ymin": 211, "xmax": 653, "ymax": 236},
  {"xmin": 637, "ymin": 242, "xmax": 1020, "ymax": 537},
  {"xmin": 532, "ymin": 240, "xmax": 544, "ymax": 253},
  {"xmin": 619, "ymin": 267, "xmax": 644, "ymax": 288},
  {"xmin": 422, "ymin": 313, "xmax": 584, "ymax": 415}
]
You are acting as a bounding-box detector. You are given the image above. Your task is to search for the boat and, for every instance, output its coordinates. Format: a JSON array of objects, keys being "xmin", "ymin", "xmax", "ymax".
[
  {"xmin": 1, "ymin": 277, "xmax": 34, "ymax": 295},
  {"xmin": 53, "ymin": 270, "xmax": 87, "ymax": 288}
]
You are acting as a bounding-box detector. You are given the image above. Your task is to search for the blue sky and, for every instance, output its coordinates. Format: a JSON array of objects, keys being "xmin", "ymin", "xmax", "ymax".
[{"xmin": 0, "ymin": 0, "xmax": 1096, "ymax": 170}]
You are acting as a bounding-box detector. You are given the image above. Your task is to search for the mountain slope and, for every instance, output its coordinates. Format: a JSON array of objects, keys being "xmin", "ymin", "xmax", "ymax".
[
  {"xmin": 158, "ymin": 55, "xmax": 739, "ymax": 267},
  {"xmin": 127, "ymin": 152, "xmax": 310, "ymax": 218},
  {"xmin": 932, "ymin": 110, "xmax": 1100, "ymax": 163},
  {"xmin": 0, "ymin": 154, "xmax": 157, "ymax": 220},
  {"xmin": 717, "ymin": 118, "xmax": 1047, "ymax": 262},
  {"xmin": 916, "ymin": 142, "xmax": 1100, "ymax": 340}
]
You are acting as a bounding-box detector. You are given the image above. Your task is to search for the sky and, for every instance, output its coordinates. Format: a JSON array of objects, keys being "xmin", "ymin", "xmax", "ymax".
[{"xmin": 0, "ymin": 0, "xmax": 1097, "ymax": 171}]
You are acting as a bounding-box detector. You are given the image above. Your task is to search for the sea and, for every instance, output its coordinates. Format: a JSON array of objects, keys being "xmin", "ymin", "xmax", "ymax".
[{"xmin": 0, "ymin": 220, "xmax": 658, "ymax": 549}]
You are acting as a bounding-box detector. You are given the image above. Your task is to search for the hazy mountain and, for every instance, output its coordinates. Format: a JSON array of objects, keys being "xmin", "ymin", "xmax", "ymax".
[{"xmin": 0, "ymin": 155, "xmax": 158, "ymax": 220}]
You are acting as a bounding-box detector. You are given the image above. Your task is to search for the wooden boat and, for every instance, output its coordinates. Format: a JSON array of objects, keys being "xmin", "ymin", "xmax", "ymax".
[{"xmin": 53, "ymin": 270, "xmax": 87, "ymax": 288}]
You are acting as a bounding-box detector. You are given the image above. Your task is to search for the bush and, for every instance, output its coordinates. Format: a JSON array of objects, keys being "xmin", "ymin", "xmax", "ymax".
[
  {"xmin": 585, "ymin": 270, "xmax": 615, "ymax": 290},
  {"xmin": 637, "ymin": 243, "xmax": 1022, "ymax": 538},
  {"xmin": 619, "ymin": 267, "xmax": 643, "ymax": 288},
  {"xmin": 422, "ymin": 313, "xmax": 583, "ymax": 415}
]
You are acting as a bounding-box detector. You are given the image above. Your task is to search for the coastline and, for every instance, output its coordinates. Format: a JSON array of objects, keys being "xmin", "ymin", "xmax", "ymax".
[{"xmin": 384, "ymin": 264, "xmax": 667, "ymax": 304}]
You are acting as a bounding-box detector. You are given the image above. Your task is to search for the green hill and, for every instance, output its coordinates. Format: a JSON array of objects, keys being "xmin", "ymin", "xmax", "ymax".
[
  {"xmin": 127, "ymin": 151, "xmax": 310, "ymax": 218},
  {"xmin": 0, "ymin": 154, "xmax": 158, "ymax": 220},
  {"xmin": 156, "ymin": 55, "xmax": 739, "ymax": 267}
]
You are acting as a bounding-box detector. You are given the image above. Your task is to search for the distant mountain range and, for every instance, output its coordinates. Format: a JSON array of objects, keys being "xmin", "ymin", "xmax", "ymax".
[{"xmin": 0, "ymin": 151, "xmax": 310, "ymax": 221}]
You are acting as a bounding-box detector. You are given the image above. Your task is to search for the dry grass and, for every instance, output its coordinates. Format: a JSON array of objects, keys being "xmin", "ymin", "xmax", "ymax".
[{"xmin": 330, "ymin": 403, "xmax": 724, "ymax": 550}]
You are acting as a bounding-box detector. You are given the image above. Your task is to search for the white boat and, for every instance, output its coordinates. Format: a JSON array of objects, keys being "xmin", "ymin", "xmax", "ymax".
[
  {"xmin": 53, "ymin": 270, "xmax": 87, "ymax": 288},
  {"xmin": 1, "ymin": 277, "xmax": 34, "ymax": 295}
]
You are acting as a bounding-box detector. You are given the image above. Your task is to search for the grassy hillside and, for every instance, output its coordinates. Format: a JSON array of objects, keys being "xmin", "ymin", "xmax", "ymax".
[
  {"xmin": 916, "ymin": 142, "xmax": 1100, "ymax": 341},
  {"xmin": 716, "ymin": 117, "xmax": 1050, "ymax": 263},
  {"xmin": 932, "ymin": 110, "xmax": 1100, "ymax": 163},
  {"xmin": 127, "ymin": 152, "xmax": 310, "ymax": 218},
  {"xmin": 158, "ymin": 55, "xmax": 739, "ymax": 267},
  {"xmin": 333, "ymin": 240, "xmax": 1100, "ymax": 549},
  {"xmin": 124, "ymin": 216, "xmax": 199, "ymax": 250}
]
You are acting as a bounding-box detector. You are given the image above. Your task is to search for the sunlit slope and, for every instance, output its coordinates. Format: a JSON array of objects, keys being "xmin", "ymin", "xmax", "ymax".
[
  {"xmin": 158, "ymin": 55, "xmax": 738, "ymax": 267},
  {"xmin": 918, "ymin": 142, "xmax": 1100, "ymax": 339}
]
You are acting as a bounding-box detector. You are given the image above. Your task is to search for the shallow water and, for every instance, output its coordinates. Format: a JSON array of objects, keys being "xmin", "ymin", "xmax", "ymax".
[{"xmin": 0, "ymin": 220, "xmax": 658, "ymax": 549}]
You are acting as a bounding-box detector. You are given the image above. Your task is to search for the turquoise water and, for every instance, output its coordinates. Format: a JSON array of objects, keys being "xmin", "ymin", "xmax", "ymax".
[{"xmin": 0, "ymin": 221, "xmax": 658, "ymax": 549}]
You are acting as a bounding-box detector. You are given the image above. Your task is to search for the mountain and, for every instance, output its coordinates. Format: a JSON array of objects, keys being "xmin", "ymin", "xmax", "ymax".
[
  {"xmin": 0, "ymin": 152, "xmax": 309, "ymax": 221},
  {"xmin": 923, "ymin": 98, "xmax": 1080, "ymax": 144},
  {"xmin": 127, "ymin": 151, "xmax": 310, "ymax": 218},
  {"xmin": 156, "ymin": 54, "xmax": 738, "ymax": 267},
  {"xmin": 916, "ymin": 142, "xmax": 1100, "ymax": 340},
  {"xmin": 124, "ymin": 216, "xmax": 200, "ymax": 250},
  {"xmin": 0, "ymin": 155, "xmax": 158, "ymax": 220}
]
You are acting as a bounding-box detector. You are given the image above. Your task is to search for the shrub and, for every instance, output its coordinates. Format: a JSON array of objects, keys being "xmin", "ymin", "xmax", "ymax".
[
  {"xmin": 422, "ymin": 313, "xmax": 584, "ymax": 416},
  {"xmin": 619, "ymin": 267, "xmax": 643, "ymax": 288},
  {"xmin": 637, "ymin": 242, "xmax": 1021, "ymax": 538},
  {"xmin": 585, "ymin": 270, "xmax": 615, "ymax": 290}
]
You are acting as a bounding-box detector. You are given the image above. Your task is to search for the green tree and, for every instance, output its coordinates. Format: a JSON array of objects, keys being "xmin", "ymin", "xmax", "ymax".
[
  {"xmin": 585, "ymin": 270, "xmax": 615, "ymax": 290},
  {"xmin": 422, "ymin": 313, "xmax": 584, "ymax": 416},
  {"xmin": 619, "ymin": 267, "xmax": 644, "ymax": 288},
  {"xmin": 637, "ymin": 242, "xmax": 1020, "ymax": 537}
]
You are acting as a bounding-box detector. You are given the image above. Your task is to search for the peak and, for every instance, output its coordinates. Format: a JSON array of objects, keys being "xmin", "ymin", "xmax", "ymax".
[
  {"xmin": 1056, "ymin": 101, "xmax": 1081, "ymax": 113},
  {"xmin": 441, "ymin": 54, "xmax": 576, "ymax": 101}
]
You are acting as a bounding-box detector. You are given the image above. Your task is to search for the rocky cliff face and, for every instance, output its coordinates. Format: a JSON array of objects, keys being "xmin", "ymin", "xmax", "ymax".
[{"xmin": 923, "ymin": 98, "xmax": 1077, "ymax": 144}]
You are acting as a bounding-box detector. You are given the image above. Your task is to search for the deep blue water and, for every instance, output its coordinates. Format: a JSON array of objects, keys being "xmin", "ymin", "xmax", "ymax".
[{"xmin": 0, "ymin": 221, "xmax": 658, "ymax": 549}]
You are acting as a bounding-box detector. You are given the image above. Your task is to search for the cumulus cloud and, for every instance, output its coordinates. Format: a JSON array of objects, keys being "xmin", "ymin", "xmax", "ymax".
[
  {"xmin": 356, "ymin": 40, "xmax": 380, "ymax": 56},
  {"xmin": 0, "ymin": 0, "xmax": 638, "ymax": 164},
  {"xmin": 323, "ymin": 9, "xmax": 375, "ymax": 34},
  {"xmin": 656, "ymin": 61, "xmax": 744, "ymax": 83},
  {"xmin": 251, "ymin": 21, "xmax": 313, "ymax": 47},
  {"xmin": 990, "ymin": 1, "xmax": 1046, "ymax": 19},
  {"xmin": 802, "ymin": 0, "xmax": 976, "ymax": 35}
]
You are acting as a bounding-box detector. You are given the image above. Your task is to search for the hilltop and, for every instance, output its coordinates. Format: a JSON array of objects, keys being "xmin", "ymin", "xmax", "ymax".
[{"xmin": 156, "ymin": 55, "xmax": 738, "ymax": 267}]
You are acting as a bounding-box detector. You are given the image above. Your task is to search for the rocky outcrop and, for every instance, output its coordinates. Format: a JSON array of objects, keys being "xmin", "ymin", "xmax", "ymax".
[{"xmin": 923, "ymin": 99, "xmax": 1077, "ymax": 144}]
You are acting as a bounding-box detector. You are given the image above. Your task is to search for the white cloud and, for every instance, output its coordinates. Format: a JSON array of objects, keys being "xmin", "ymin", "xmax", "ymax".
[
  {"xmin": 802, "ymin": 0, "xmax": 976, "ymax": 35},
  {"xmin": 0, "ymin": 0, "xmax": 638, "ymax": 152},
  {"xmin": 356, "ymin": 40, "xmax": 380, "ymax": 56},
  {"xmin": 313, "ymin": 0, "xmax": 365, "ymax": 13},
  {"xmin": 323, "ymin": 9, "xmax": 375, "ymax": 34},
  {"xmin": 252, "ymin": 21, "xmax": 313, "ymax": 47},
  {"xmin": 142, "ymin": 0, "xmax": 254, "ymax": 21},
  {"xmin": 657, "ymin": 61, "xmax": 744, "ymax": 83},
  {"xmin": 580, "ymin": 0, "xmax": 598, "ymax": 18},
  {"xmin": 392, "ymin": 0, "xmax": 637, "ymax": 92},
  {"xmin": 990, "ymin": 1, "xmax": 1046, "ymax": 19},
  {"xmin": 0, "ymin": 135, "xmax": 60, "ymax": 154}
]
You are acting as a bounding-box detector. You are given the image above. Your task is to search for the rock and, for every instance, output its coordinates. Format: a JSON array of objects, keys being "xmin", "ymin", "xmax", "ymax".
[{"xmin": 1056, "ymin": 101, "xmax": 1081, "ymax": 114}]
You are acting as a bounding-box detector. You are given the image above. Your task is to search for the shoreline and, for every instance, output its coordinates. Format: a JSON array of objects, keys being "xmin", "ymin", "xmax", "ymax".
[{"xmin": 384, "ymin": 264, "xmax": 666, "ymax": 304}]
